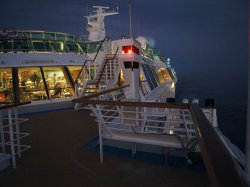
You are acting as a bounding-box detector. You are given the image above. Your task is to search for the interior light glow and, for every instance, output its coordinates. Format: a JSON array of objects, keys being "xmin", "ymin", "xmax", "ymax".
[{"xmin": 128, "ymin": 50, "xmax": 132, "ymax": 54}]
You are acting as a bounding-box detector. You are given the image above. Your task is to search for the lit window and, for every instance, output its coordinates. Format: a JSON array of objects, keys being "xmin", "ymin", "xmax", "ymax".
[
  {"xmin": 0, "ymin": 68, "xmax": 13, "ymax": 102},
  {"xmin": 42, "ymin": 67, "xmax": 74, "ymax": 98},
  {"xmin": 67, "ymin": 66, "xmax": 82, "ymax": 81},
  {"xmin": 18, "ymin": 67, "xmax": 47, "ymax": 101}
]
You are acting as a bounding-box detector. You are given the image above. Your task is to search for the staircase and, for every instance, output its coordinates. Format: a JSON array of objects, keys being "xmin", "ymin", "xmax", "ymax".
[{"xmin": 74, "ymin": 48, "xmax": 120, "ymax": 110}]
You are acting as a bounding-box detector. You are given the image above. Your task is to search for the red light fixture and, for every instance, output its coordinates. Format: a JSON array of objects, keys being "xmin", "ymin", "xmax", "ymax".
[{"xmin": 122, "ymin": 45, "xmax": 140, "ymax": 55}]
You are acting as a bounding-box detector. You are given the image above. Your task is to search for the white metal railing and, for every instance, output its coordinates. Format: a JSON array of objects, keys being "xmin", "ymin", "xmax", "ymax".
[
  {"xmin": 0, "ymin": 106, "xmax": 31, "ymax": 168},
  {"xmin": 80, "ymin": 87, "xmax": 216, "ymax": 163}
]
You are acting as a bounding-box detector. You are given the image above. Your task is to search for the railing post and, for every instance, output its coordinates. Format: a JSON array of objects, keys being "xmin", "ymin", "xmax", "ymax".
[
  {"xmin": 8, "ymin": 108, "xmax": 16, "ymax": 168},
  {"xmin": 13, "ymin": 107, "xmax": 21, "ymax": 158}
]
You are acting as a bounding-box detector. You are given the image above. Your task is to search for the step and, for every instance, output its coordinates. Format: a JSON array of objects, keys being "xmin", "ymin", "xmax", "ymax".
[
  {"xmin": 86, "ymin": 82, "xmax": 98, "ymax": 86},
  {"xmin": 83, "ymin": 91, "xmax": 98, "ymax": 94}
]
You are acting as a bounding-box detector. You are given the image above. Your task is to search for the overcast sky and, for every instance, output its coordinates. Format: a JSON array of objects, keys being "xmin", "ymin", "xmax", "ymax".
[{"xmin": 0, "ymin": 0, "xmax": 248, "ymax": 80}]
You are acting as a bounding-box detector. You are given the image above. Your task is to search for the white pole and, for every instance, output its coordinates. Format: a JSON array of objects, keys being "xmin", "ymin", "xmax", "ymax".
[
  {"xmin": 8, "ymin": 108, "xmax": 16, "ymax": 168},
  {"xmin": 14, "ymin": 107, "xmax": 21, "ymax": 158},
  {"xmin": 129, "ymin": 0, "xmax": 132, "ymax": 38},
  {"xmin": 246, "ymin": 0, "xmax": 250, "ymax": 176}
]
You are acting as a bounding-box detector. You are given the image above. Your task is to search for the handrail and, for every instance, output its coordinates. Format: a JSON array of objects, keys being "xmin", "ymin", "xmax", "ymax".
[
  {"xmin": 72, "ymin": 99, "xmax": 189, "ymax": 109},
  {"xmin": 96, "ymin": 47, "xmax": 119, "ymax": 85},
  {"xmin": 72, "ymin": 85, "xmax": 189, "ymax": 109},
  {"xmin": 74, "ymin": 60, "xmax": 92, "ymax": 85},
  {"xmin": 0, "ymin": 101, "xmax": 31, "ymax": 110},
  {"xmin": 73, "ymin": 84, "xmax": 129, "ymax": 100},
  {"xmin": 74, "ymin": 36, "xmax": 110, "ymax": 85},
  {"xmin": 72, "ymin": 84, "xmax": 248, "ymax": 186},
  {"xmin": 190, "ymin": 104, "xmax": 247, "ymax": 187}
]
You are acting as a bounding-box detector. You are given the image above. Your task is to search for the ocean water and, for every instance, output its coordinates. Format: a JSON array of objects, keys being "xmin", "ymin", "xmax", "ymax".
[{"xmin": 175, "ymin": 72, "xmax": 247, "ymax": 152}]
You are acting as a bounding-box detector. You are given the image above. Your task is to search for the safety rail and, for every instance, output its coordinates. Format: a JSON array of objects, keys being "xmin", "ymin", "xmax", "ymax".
[
  {"xmin": 96, "ymin": 47, "xmax": 119, "ymax": 85},
  {"xmin": 74, "ymin": 37, "xmax": 109, "ymax": 85},
  {"xmin": 0, "ymin": 101, "xmax": 31, "ymax": 169},
  {"xmin": 74, "ymin": 37, "xmax": 111, "ymax": 97},
  {"xmin": 73, "ymin": 86, "xmax": 248, "ymax": 187},
  {"xmin": 3, "ymin": 30, "xmax": 86, "ymax": 42},
  {"xmin": 0, "ymin": 37, "xmax": 101, "ymax": 54}
]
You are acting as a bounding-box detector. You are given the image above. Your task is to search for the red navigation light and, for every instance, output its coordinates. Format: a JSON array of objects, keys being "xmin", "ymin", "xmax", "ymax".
[{"xmin": 122, "ymin": 45, "xmax": 140, "ymax": 55}]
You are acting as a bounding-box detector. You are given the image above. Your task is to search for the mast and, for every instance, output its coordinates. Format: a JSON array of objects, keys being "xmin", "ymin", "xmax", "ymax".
[
  {"xmin": 246, "ymin": 0, "xmax": 250, "ymax": 177},
  {"xmin": 129, "ymin": 0, "xmax": 132, "ymax": 38},
  {"xmin": 85, "ymin": 6, "xmax": 118, "ymax": 41}
]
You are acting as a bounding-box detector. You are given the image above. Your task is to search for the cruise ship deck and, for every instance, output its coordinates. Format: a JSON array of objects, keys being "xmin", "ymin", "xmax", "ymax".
[{"xmin": 0, "ymin": 109, "xmax": 209, "ymax": 187}]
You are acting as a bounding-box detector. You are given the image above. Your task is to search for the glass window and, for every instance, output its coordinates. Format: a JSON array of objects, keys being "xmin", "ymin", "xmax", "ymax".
[
  {"xmin": 0, "ymin": 68, "xmax": 13, "ymax": 102},
  {"xmin": 67, "ymin": 66, "xmax": 82, "ymax": 82},
  {"xmin": 156, "ymin": 68, "xmax": 170, "ymax": 83},
  {"xmin": 18, "ymin": 67, "xmax": 47, "ymax": 101},
  {"xmin": 42, "ymin": 67, "xmax": 74, "ymax": 98},
  {"xmin": 50, "ymin": 41, "xmax": 63, "ymax": 52}
]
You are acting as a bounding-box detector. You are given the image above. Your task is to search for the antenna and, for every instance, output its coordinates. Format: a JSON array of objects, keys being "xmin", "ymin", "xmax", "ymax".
[
  {"xmin": 129, "ymin": 0, "xmax": 132, "ymax": 38},
  {"xmin": 85, "ymin": 4, "xmax": 89, "ymax": 17},
  {"xmin": 137, "ymin": 22, "xmax": 139, "ymax": 37}
]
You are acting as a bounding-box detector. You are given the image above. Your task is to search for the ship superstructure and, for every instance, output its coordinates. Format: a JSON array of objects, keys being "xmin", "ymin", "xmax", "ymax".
[{"xmin": 0, "ymin": 5, "xmax": 248, "ymax": 186}]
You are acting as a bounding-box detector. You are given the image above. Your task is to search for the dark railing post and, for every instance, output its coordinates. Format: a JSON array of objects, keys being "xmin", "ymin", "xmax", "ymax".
[
  {"xmin": 12, "ymin": 68, "xmax": 20, "ymax": 103},
  {"xmin": 40, "ymin": 67, "xmax": 50, "ymax": 100}
]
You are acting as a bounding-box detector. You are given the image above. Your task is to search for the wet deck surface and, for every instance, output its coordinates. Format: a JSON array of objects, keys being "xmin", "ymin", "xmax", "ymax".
[{"xmin": 0, "ymin": 109, "xmax": 209, "ymax": 187}]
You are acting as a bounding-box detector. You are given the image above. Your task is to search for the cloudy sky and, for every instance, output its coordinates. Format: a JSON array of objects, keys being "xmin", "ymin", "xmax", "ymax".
[{"xmin": 0, "ymin": 0, "xmax": 248, "ymax": 79}]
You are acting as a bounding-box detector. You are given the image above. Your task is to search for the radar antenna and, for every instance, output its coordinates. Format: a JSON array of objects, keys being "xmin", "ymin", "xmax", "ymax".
[{"xmin": 85, "ymin": 5, "xmax": 119, "ymax": 41}]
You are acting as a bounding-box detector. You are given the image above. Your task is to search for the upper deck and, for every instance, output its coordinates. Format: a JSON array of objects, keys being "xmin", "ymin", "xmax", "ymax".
[{"xmin": 0, "ymin": 30, "xmax": 102, "ymax": 54}]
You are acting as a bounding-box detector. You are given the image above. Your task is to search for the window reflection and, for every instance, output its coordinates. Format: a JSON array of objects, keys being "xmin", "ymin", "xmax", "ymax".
[
  {"xmin": 42, "ymin": 67, "xmax": 74, "ymax": 98},
  {"xmin": 0, "ymin": 68, "xmax": 13, "ymax": 102},
  {"xmin": 67, "ymin": 66, "xmax": 82, "ymax": 81},
  {"xmin": 18, "ymin": 67, "xmax": 47, "ymax": 101}
]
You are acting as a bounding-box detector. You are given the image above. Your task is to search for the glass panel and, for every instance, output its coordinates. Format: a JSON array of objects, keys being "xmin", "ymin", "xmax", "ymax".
[
  {"xmin": 50, "ymin": 41, "xmax": 63, "ymax": 52},
  {"xmin": 42, "ymin": 67, "xmax": 74, "ymax": 98},
  {"xmin": 44, "ymin": 32, "xmax": 55, "ymax": 40},
  {"xmin": 67, "ymin": 66, "xmax": 82, "ymax": 82},
  {"xmin": 56, "ymin": 33, "xmax": 66, "ymax": 41},
  {"xmin": 32, "ymin": 41, "xmax": 46, "ymax": 51},
  {"xmin": 30, "ymin": 32, "xmax": 43, "ymax": 39},
  {"xmin": 145, "ymin": 64, "xmax": 158, "ymax": 87},
  {"xmin": 0, "ymin": 68, "xmax": 13, "ymax": 102},
  {"xmin": 78, "ymin": 42, "xmax": 87, "ymax": 53},
  {"xmin": 18, "ymin": 67, "xmax": 47, "ymax": 101},
  {"xmin": 141, "ymin": 64, "xmax": 154, "ymax": 90},
  {"xmin": 65, "ymin": 42, "xmax": 79, "ymax": 53},
  {"xmin": 13, "ymin": 39, "xmax": 32, "ymax": 52}
]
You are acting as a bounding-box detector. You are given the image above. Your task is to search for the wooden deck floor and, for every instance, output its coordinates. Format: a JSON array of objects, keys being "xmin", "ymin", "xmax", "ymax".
[{"xmin": 0, "ymin": 109, "xmax": 209, "ymax": 187}]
